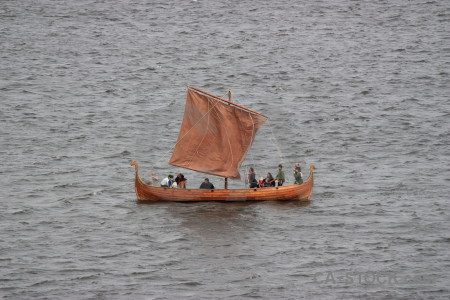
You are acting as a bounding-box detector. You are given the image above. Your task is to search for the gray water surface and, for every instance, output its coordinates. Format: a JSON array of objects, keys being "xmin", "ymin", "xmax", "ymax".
[{"xmin": 1, "ymin": 0, "xmax": 449, "ymax": 299}]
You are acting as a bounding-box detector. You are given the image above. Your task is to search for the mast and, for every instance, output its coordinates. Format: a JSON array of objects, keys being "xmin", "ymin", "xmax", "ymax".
[{"xmin": 224, "ymin": 89, "xmax": 232, "ymax": 189}]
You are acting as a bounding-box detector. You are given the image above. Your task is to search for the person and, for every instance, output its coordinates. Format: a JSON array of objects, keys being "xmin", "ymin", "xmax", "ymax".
[
  {"xmin": 248, "ymin": 167, "xmax": 258, "ymax": 188},
  {"xmin": 258, "ymin": 177, "xmax": 265, "ymax": 188},
  {"xmin": 263, "ymin": 178, "xmax": 272, "ymax": 187},
  {"xmin": 266, "ymin": 172, "xmax": 275, "ymax": 187},
  {"xmin": 168, "ymin": 175, "xmax": 175, "ymax": 187},
  {"xmin": 294, "ymin": 163, "xmax": 301, "ymax": 173},
  {"xmin": 175, "ymin": 173, "xmax": 187, "ymax": 188},
  {"xmin": 161, "ymin": 175, "xmax": 174, "ymax": 188},
  {"xmin": 275, "ymin": 164, "xmax": 285, "ymax": 186},
  {"xmin": 160, "ymin": 175, "xmax": 170, "ymax": 187},
  {"xmin": 294, "ymin": 168, "xmax": 303, "ymax": 184},
  {"xmin": 148, "ymin": 172, "xmax": 159, "ymax": 186},
  {"xmin": 199, "ymin": 178, "xmax": 215, "ymax": 189}
]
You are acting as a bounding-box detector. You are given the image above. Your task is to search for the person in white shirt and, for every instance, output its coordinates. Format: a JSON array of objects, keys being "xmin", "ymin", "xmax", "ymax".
[{"xmin": 161, "ymin": 175, "xmax": 174, "ymax": 187}]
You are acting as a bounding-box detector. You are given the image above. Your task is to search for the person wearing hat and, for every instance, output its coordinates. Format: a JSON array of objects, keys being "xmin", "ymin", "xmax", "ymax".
[{"xmin": 275, "ymin": 164, "xmax": 285, "ymax": 186}]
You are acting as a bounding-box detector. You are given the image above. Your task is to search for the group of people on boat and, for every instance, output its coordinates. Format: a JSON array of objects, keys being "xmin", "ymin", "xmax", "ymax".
[
  {"xmin": 147, "ymin": 172, "xmax": 188, "ymax": 188},
  {"xmin": 149, "ymin": 173, "xmax": 215, "ymax": 189},
  {"xmin": 148, "ymin": 172, "xmax": 215, "ymax": 189},
  {"xmin": 247, "ymin": 163, "xmax": 303, "ymax": 188},
  {"xmin": 148, "ymin": 163, "xmax": 303, "ymax": 190}
]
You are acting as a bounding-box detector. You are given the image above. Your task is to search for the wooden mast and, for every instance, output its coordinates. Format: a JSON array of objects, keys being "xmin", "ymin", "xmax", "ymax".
[{"xmin": 224, "ymin": 89, "xmax": 233, "ymax": 189}]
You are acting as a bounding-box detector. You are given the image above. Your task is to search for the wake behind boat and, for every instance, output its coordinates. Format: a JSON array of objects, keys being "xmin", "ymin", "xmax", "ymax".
[{"xmin": 131, "ymin": 86, "xmax": 315, "ymax": 202}]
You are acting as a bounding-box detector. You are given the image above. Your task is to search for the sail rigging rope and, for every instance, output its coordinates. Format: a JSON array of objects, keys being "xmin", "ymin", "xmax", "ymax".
[
  {"xmin": 244, "ymin": 111, "xmax": 259, "ymax": 185},
  {"xmin": 210, "ymin": 99, "xmax": 235, "ymax": 172},
  {"xmin": 246, "ymin": 111, "xmax": 257, "ymax": 170},
  {"xmin": 148, "ymin": 89, "xmax": 284, "ymax": 180},
  {"xmin": 185, "ymin": 98, "xmax": 212, "ymax": 169},
  {"xmin": 267, "ymin": 119, "xmax": 285, "ymax": 163},
  {"xmin": 184, "ymin": 97, "xmax": 235, "ymax": 173},
  {"xmin": 151, "ymin": 96, "xmax": 220, "ymax": 169},
  {"xmin": 181, "ymin": 92, "xmax": 234, "ymax": 169},
  {"xmin": 150, "ymin": 91, "xmax": 233, "ymax": 170}
]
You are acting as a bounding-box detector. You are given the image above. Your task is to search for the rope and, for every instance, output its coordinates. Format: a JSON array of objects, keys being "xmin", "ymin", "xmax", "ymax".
[
  {"xmin": 237, "ymin": 111, "xmax": 257, "ymax": 186},
  {"xmin": 247, "ymin": 112, "xmax": 257, "ymax": 169},
  {"xmin": 268, "ymin": 119, "xmax": 285, "ymax": 163},
  {"xmin": 149, "ymin": 89, "xmax": 277, "ymax": 180},
  {"xmin": 151, "ymin": 90, "xmax": 233, "ymax": 169},
  {"xmin": 151, "ymin": 97, "xmax": 220, "ymax": 168},
  {"xmin": 186, "ymin": 98, "xmax": 212, "ymax": 168},
  {"xmin": 210, "ymin": 100, "xmax": 234, "ymax": 171}
]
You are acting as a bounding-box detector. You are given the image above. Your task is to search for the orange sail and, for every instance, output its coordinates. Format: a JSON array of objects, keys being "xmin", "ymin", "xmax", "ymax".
[{"xmin": 168, "ymin": 87, "xmax": 268, "ymax": 179}]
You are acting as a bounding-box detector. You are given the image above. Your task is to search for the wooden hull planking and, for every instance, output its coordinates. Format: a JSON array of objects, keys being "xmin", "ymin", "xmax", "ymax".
[{"xmin": 131, "ymin": 161, "xmax": 315, "ymax": 202}]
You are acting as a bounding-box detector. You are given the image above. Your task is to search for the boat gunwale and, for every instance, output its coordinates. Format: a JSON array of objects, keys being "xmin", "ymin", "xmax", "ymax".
[{"xmin": 137, "ymin": 181, "xmax": 310, "ymax": 193}]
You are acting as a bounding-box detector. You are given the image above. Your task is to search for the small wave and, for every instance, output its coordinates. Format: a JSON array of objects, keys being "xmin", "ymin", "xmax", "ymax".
[
  {"xmin": 57, "ymin": 198, "xmax": 73, "ymax": 206},
  {"xmin": 181, "ymin": 281, "xmax": 202, "ymax": 286},
  {"xmin": 68, "ymin": 273, "xmax": 103, "ymax": 281},
  {"xmin": 12, "ymin": 209, "xmax": 31, "ymax": 215},
  {"xmin": 96, "ymin": 251, "xmax": 129, "ymax": 259},
  {"xmin": 54, "ymin": 183, "xmax": 73, "ymax": 189},
  {"xmin": 105, "ymin": 150, "xmax": 131, "ymax": 158}
]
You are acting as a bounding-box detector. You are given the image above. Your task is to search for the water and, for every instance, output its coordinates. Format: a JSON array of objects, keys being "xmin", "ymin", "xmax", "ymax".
[{"xmin": 1, "ymin": 0, "xmax": 449, "ymax": 299}]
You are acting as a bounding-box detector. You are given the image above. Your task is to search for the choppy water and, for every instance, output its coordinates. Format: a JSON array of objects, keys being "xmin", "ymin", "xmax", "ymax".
[{"xmin": 1, "ymin": 0, "xmax": 449, "ymax": 299}]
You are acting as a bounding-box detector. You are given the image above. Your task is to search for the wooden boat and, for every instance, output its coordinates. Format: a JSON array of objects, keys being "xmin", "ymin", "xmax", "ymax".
[
  {"xmin": 131, "ymin": 161, "xmax": 314, "ymax": 201},
  {"xmin": 131, "ymin": 86, "xmax": 315, "ymax": 202}
]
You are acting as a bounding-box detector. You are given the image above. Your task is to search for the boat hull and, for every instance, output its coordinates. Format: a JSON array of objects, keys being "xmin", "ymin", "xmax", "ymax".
[{"xmin": 131, "ymin": 162, "xmax": 314, "ymax": 202}]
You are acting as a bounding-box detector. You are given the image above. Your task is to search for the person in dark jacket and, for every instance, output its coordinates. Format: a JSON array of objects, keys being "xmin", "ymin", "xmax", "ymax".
[
  {"xmin": 266, "ymin": 172, "xmax": 275, "ymax": 187},
  {"xmin": 175, "ymin": 173, "xmax": 187, "ymax": 188},
  {"xmin": 199, "ymin": 178, "xmax": 215, "ymax": 189},
  {"xmin": 248, "ymin": 167, "xmax": 258, "ymax": 188}
]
